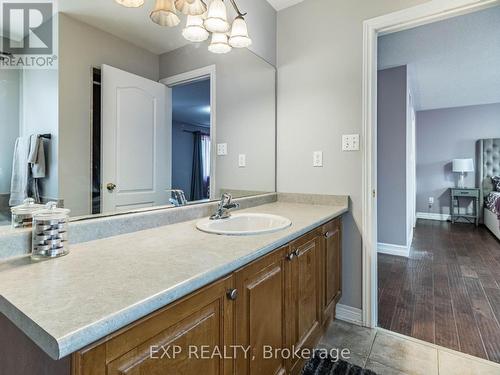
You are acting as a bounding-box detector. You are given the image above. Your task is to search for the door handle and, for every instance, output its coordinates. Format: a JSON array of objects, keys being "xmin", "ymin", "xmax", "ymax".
[{"xmin": 106, "ymin": 183, "xmax": 117, "ymax": 192}]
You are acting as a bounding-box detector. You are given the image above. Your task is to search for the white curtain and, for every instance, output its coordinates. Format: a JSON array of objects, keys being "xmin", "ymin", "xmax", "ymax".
[{"xmin": 201, "ymin": 135, "xmax": 210, "ymax": 184}]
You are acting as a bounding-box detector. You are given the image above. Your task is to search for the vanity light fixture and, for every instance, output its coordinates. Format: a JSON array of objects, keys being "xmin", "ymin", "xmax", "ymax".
[
  {"xmin": 175, "ymin": 0, "xmax": 206, "ymax": 16},
  {"xmin": 115, "ymin": 0, "xmax": 251, "ymax": 54},
  {"xmin": 150, "ymin": 0, "xmax": 180, "ymax": 27},
  {"xmin": 208, "ymin": 32, "xmax": 232, "ymax": 54},
  {"xmin": 229, "ymin": 15, "xmax": 251, "ymax": 48},
  {"xmin": 115, "ymin": 0, "xmax": 145, "ymax": 7},
  {"xmin": 204, "ymin": 0, "xmax": 229, "ymax": 33},
  {"xmin": 182, "ymin": 14, "xmax": 210, "ymax": 42}
]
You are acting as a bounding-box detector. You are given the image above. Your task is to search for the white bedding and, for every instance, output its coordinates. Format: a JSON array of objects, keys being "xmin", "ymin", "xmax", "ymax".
[{"xmin": 484, "ymin": 208, "xmax": 500, "ymax": 240}]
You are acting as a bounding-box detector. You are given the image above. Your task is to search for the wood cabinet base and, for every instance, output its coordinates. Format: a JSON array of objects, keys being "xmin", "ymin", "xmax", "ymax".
[{"xmin": 71, "ymin": 217, "xmax": 343, "ymax": 375}]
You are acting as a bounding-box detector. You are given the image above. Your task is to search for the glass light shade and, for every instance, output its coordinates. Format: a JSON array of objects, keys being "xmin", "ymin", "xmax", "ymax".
[
  {"xmin": 150, "ymin": 0, "xmax": 180, "ymax": 27},
  {"xmin": 208, "ymin": 33, "xmax": 232, "ymax": 54},
  {"xmin": 115, "ymin": 0, "xmax": 145, "ymax": 7},
  {"xmin": 229, "ymin": 16, "xmax": 252, "ymax": 48},
  {"xmin": 176, "ymin": 0, "xmax": 206, "ymax": 15},
  {"xmin": 182, "ymin": 15, "xmax": 209, "ymax": 42},
  {"xmin": 204, "ymin": 0, "xmax": 229, "ymax": 33}
]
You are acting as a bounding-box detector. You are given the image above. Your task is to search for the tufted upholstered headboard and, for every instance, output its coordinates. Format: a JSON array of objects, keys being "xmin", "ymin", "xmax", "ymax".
[{"xmin": 477, "ymin": 138, "xmax": 500, "ymax": 222}]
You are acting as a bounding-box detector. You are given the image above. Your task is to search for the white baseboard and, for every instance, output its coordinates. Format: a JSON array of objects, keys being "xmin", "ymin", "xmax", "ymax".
[
  {"xmin": 377, "ymin": 242, "xmax": 410, "ymax": 257},
  {"xmin": 336, "ymin": 304, "xmax": 363, "ymax": 326},
  {"xmin": 416, "ymin": 212, "xmax": 450, "ymax": 221}
]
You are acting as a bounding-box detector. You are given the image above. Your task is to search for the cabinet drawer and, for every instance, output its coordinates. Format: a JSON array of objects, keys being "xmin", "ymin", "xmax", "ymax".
[{"xmin": 452, "ymin": 189, "xmax": 479, "ymax": 197}]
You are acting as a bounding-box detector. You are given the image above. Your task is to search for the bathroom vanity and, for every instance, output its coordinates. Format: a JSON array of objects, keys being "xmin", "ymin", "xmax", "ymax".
[
  {"xmin": 0, "ymin": 197, "xmax": 347, "ymax": 375},
  {"xmin": 73, "ymin": 217, "xmax": 341, "ymax": 375}
]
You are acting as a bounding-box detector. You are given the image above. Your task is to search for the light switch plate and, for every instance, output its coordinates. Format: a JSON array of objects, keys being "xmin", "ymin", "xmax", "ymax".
[
  {"xmin": 217, "ymin": 143, "xmax": 227, "ymax": 156},
  {"xmin": 238, "ymin": 154, "xmax": 246, "ymax": 167},
  {"xmin": 313, "ymin": 151, "xmax": 323, "ymax": 167},
  {"xmin": 342, "ymin": 134, "xmax": 360, "ymax": 151}
]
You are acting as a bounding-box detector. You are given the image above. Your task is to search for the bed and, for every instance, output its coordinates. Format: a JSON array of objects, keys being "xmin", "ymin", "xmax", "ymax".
[{"xmin": 477, "ymin": 138, "xmax": 500, "ymax": 240}]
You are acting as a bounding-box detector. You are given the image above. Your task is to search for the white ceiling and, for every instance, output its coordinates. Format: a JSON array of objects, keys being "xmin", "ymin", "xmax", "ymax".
[
  {"xmin": 265, "ymin": 0, "xmax": 304, "ymax": 11},
  {"xmin": 378, "ymin": 5, "xmax": 500, "ymax": 111},
  {"xmin": 59, "ymin": 0, "xmax": 191, "ymax": 55}
]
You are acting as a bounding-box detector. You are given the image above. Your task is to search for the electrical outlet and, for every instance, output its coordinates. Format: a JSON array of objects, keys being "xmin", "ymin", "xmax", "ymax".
[
  {"xmin": 238, "ymin": 154, "xmax": 246, "ymax": 167},
  {"xmin": 428, "ymin": 197, "xmax": 434, "ymax": 205},
  {"xmin": 313, "ymin": 151, "xmax": 323, "ymax": 167},
  {"xmin": 217, "ymin": 143, "xmax": 227, "ymax": 156},
  {"xmin": 342, "ymin": 134, "xmax": 360, "ymax": 151}
]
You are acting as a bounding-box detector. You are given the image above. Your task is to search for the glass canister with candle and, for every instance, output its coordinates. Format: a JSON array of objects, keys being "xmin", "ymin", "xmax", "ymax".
[
  {"xmin": 31, "ymin": 202, "xmax": 70, "ymax": 260},
  {"xmin": 11, "ymin": 198, "xmax": 45, "ymax": 228}
]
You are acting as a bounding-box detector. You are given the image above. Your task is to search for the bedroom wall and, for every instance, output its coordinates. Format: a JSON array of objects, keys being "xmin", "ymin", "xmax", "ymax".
[
  {"xmin": 377, "ymin": 66, "xmax": 408, "ymax": 247},
  {"xmin": 416, "ymin": 103, "xmax": 500, "ymax": 216}
]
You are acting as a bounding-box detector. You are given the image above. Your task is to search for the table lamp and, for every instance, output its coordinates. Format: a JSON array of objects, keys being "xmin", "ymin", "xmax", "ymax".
[{"xmin": 452, "ymin": 158, "xmax": 474, "ymax": 188}]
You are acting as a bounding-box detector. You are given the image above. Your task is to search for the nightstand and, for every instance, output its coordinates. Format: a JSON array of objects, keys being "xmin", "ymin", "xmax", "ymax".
[{"xmin": 450, "ymin": 188, "xmax": 480, "ymax": 226}]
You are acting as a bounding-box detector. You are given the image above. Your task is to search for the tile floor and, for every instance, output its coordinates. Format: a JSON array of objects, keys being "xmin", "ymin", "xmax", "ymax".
[{"xmin": 318, "ymin": 319, "xmax": 500, "ymax": 375}]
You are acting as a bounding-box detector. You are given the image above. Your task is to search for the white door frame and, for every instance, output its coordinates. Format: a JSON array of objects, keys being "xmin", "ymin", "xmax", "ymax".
[
  {"xmin": 361, "ymin": 0, "xmax": 499, "ymax": 328},
  {"xmin": 160, "ymin": 65, "xmax": 217, "ymax": 200}
]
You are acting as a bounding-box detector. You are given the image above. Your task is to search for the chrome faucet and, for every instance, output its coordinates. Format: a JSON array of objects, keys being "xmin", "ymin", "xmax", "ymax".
[
  {"xmin": 210, "ymin": 193, "xmax": 240, "ymax": 220},
  {"xmin": 166, "ymin": 189, "xmax": 188, "ymax": 207}
]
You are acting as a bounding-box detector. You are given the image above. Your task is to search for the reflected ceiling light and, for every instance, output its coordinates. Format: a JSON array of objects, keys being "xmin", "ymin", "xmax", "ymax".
[
  {"xmin": 176, "ymin": 0, "xmax": 206, "ymax": 16},
  {"xmin": 208, "ymin": 33, "xmax": 231, "ymax": 54},
  {"xmin": 115, "ymin": 0, "xmax": 145, "ymax": 7},
  {"xmin": 182, "ymin": 15, "xmax": 210, "ymax": 42},
  {"xmin": 116, "ymin": 0, "xmax": 251, "ymax": 55},
  {"xmin": 204, "ymin": 0, "xmax": 229, "ymax": 33},
  {"xmin": 150, "ymin": 0, "xmax": 180, "ymax": 27},
  {"xmin": 229, "ymin": 16, "xmax": 251, "ymax": 48}
]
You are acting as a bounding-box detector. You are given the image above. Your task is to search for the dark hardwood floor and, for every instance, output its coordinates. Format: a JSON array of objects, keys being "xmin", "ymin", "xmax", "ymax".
[{"xmin": 378, "ymin": 219, "xmax": 500, "ymax": 363}]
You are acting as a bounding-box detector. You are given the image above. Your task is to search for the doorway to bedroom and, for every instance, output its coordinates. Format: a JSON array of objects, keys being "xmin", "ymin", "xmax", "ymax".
[
  {"xmin": 376, "ymin": 4, "xmax": 500, "ymax": 362},
  {"xmin": 171, "ymin": 78, "xmax": 211, "ymax": 203}
]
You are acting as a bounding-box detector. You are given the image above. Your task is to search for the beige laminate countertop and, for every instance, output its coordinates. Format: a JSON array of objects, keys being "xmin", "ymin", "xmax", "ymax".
[{"xmin": 0, "ymin": 201, "xmax": 347, "ymax": 360}]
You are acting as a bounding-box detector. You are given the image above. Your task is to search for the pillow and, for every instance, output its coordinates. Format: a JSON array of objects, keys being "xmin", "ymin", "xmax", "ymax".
[{"xmin": 493, "ymin": 176, "xmax": 500, "ymax": 191}]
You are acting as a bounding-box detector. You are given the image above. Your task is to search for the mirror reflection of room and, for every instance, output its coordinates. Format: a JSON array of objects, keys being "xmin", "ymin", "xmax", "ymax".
[
  {"xmin": 0, "ymin": 4, "xmax": 276, "ymax": 223},
  {"xmin": 171, "ymin": 78, "xmax": 211, "ymax": 203}
]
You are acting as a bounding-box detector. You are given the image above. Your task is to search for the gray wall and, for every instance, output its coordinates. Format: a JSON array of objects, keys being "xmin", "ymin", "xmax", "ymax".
[
  {"xmin": 21, "ymin": 69, "xmax": 59, "ymax": 201},
  {"xmin": 277, "ymin": 0, "xmax": 429, "ymax": 309},
  {"xmin": 160, "ymin": 45, "xmax": 276, "ymax": 198},
  {"xmin": 416, "ymin": 103, "xmax": 500, "ymax": 215},
  {"xmin": 377, "ymin": 66, "xmax": 408, "ymax": 247},
  {"xmin": 58, "ymin": 14, "xmax": 160, "ymax": 216},
  {"xmin": 237, "ymin": 0, "xmax": 277, "ymax": 66},
  {"xmin": 0, "ymin": 69, "xmax": 20, "ymax": 195}
]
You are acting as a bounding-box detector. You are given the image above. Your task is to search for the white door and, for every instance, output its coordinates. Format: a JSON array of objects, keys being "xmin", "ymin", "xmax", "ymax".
[{"xmin": 102, "ymin": 65, "xmax": 172, "ymax": 213}]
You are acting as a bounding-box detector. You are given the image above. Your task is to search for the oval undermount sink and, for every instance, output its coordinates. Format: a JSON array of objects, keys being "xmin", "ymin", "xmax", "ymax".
[{"xmin": 196, "ymin": 213, "xmax": 292, "ymax": 236}]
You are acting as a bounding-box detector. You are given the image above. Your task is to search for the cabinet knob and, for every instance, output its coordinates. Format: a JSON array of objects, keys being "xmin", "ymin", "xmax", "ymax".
[
  {"xmin": 106, "ymin": 183, "xmax": 117, "ymax": 192},
  {"xmin": 287, "ymin": 250, "xmax": 299, "ymax": 261},
  {"xmin": 227, "ymin": 288, "xmax": 238, "ymax": 300}
]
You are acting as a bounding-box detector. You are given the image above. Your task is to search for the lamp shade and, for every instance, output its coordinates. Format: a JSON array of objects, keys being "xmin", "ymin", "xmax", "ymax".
[
  {"xmin": 176, "ymin": 0, "xmax": 206, "ymax": 15},
  {"xmin": 115, "ymin": 0, "xmax": 145, "ymax": 7},
  {"xmin": 182, "ymin": 15, "xmax": 209, "ymax": 42},
  {"xmin": 229, "ymin": 16, "xmax": 251, "ymax": 48},
  {"xmin": 150, "ymin": 0, "xmax": 180, "ymax": 27},
  {"xmin": 204, "ymin": 0, "xmax": 230, "ymax": 33},
  {"xmin": 208, "ymin": 33, "xmax": 232, "ymax": 54},
  {"xmin": 452, "ymin": 158, "xmax": 474, "ymax": 173}
]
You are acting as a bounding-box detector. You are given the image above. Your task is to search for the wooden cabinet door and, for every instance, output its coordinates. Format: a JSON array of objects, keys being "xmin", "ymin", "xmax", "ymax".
[
  {"xmin": 72, "ymin": 276, "xmax": 234, "ymax": 375},
  {"xmin": 234, "ymin": 246, "xmax": 287, "ymax": 375},
  {"xmin": 286, "ymin": 232, "xmax": 321, "ymax": 374},
  {"xmin": 321, "ymin": 218, "xmax": 342, "ymax": 321}
]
